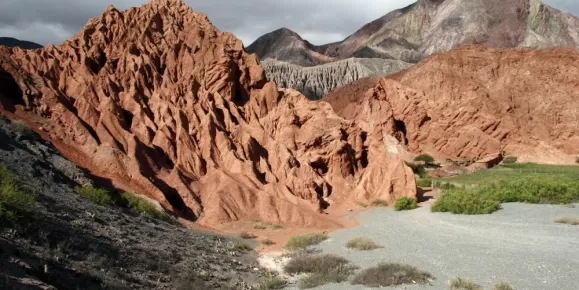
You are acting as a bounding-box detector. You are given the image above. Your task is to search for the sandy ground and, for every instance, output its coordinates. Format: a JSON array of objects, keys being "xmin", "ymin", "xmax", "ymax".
[{"xmin": 264, "ymin": 203, "xmax": 579, "ymax": 290}]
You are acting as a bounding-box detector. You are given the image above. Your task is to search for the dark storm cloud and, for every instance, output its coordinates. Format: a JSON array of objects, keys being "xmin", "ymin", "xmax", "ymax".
[{"xmin": 0, "ymin": 0, "xmax": 578, "ymax": 47}]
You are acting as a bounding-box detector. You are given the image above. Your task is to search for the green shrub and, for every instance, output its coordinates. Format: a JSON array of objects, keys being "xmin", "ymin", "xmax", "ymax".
[
  {"xmin": 432, "ymin": 177, "xmax": 579, "ymax": 215},
  {"xmin": 449, "ymin": 278, "xmax": 482, "ymax": 290},
  {"xmin": 284, "ymin": 254, "xmax": 357, "ymax": 289},
  {"xmin": 417, "ymin": 178, "xmax": 433, "ymax": 187},
  {"xmin": 345, "ymin": 237, "xmax": 383, "ymax": 251},
  {"xmin": 502, "ymin": 156, "xmax": 518, "ymax": 164},
  {"xmin": 284, "ymin": 233, "xmax": 328, "ymax": 251},
  {"xmin": 431, "ymin": 188, "xmax": 501, "ymax": 215},
  {"xmin": 414, "ymin": 154, "xmax": 435, "ymax": 164},
  {"xmin": 492, "ymin": 282, "xmax": 514, "ymax": 290},
  {"xmin": 119, "ymin": 192, "xmax": 167, "ymax": 220},
  {"xmin": 433, "ymin": 181, "xmax": 458, "ymax": 190},
  {"xmin": 405, "ymin": 161, "xmax": 427, "ymax": 178},
  {"xmin": 394, "ymin": 197, "xmax": 418, "ymax": 211},
  {"xmin": 255, "ymin": 276, "xmax": 287, "ymax": 290},
  {"xmin": 75, "ymin": 185, "xmax": 113, "ymax": 206},
  {"xmin": 370, "ymin": 199, "xmax": 389, "ymax": 207},
  {"xmin": 0, "ymin": 166, "xmax": 36, "ymax": 224},
  {"xmin": 351, "ymin": 263, "xmax": 434, "ymax": 287}
]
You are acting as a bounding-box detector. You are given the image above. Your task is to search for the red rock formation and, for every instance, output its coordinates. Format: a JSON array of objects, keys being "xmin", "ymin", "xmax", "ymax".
[
  {"xmin": 0, "ymin": 0, "xmax": 416, "ymax": 229},
  {"xmin": 324, "ymin": 46, "xmax": 579, "ymax": 164}
]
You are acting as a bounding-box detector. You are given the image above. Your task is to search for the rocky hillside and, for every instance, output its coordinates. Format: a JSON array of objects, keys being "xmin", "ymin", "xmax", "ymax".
[
  {"xmin": 0, "ymin": 37, "xmax": 42, "ymax": 50},
  {"xmin": 323, "ymin": 45, "xmax": 579, "ymax": 164},
  {"xmin": 247, "ymin": 0, "xmax": 579, "ymax": 98},
  {"xmin": 0, "ymin": 114, "xmax": 262, "ymax": 289},
  {"xmin": 261, "ymin": 58, "xmax": 411, "ymax": 100},
  {"xmin": 0, "ymin": 0, "xmax": 416, "ymax": 230}
]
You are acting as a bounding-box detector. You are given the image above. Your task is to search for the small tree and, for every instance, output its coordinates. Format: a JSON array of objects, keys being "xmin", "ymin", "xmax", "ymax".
[{"xmin": 414, "ymin": 154, "xmax": 434, "ymax": 164}]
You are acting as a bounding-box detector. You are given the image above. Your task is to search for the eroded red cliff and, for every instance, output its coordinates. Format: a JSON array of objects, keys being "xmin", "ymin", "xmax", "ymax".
[
  {"xmin": 0, "ymin": 0, "xmax": 416, "ymax": 228},
  {"xmin": 324, "ymin": 46, "xmax": 579, "ymax": 164}
]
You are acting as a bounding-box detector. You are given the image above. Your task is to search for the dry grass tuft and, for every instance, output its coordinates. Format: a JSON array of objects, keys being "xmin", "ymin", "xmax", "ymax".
[
  {"xmin": 351, "ymin": 263, "xmax": 434, "ymax": 287},
  {"xmin": 449, "ymin": 278, "xmax": 482, "ymax": 290},
  {"xmin": 553, "ymin": 216, "xmax": 579, "ymax": 225},
  {"xmin": 284, "ymin": 254, "xmax": 357, "ymax": 289},
  {"xmin": 492, "ymin": 282, "xmax": 514, "ymax": 290},
  {"xmin": 345, "ymin": 237, "xmax": 383, "ymax": 251},
  {"xmin": 284, "ymin": 233, "xmax": 328, "ymax": 251}
]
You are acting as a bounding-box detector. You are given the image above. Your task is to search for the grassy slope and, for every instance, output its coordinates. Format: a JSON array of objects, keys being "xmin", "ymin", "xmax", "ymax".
[{"xmin": 439, "ymin": 163, "xmax": 579, "ymax": 186}]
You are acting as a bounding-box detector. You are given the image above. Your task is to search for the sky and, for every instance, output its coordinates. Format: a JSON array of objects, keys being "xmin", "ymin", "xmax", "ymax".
[{"xmin": 1, "ymin": 0, "xmax": 579, "ymax": 47}]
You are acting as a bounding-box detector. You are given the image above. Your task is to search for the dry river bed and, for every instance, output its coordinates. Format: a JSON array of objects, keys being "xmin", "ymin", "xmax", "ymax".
[{"xmin": 263, "ymin": 203, "xmax": 579, "ymax": 290}]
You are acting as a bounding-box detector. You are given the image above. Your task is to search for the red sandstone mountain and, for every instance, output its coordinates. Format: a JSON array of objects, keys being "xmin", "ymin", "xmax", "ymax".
[
  {"xmin": 323, "ymin": 46, "xmax": 579, "ymax": 164},
  {"xmin": 0, "ymin": 0, "xmax": 416, "ymax": 229}
]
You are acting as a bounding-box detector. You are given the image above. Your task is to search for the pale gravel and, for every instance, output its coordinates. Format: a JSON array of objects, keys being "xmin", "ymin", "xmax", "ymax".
[{"xmin": 285, "ymin": 203, "xmax": 579, "ymax": 290}]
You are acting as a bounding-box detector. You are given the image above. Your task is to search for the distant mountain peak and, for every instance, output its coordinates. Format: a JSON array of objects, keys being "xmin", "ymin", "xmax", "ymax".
[{"xmin": 248, "ymin": 0, "xmax": 579, "ymax": 65}]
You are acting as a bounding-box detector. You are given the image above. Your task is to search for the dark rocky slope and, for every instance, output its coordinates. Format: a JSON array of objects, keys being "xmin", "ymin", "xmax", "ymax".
[
  {"xmin": 0, "ymin": 38, "xmax": 42, "ymax": 50},
  {"xmin": 0, "ymin": 115, "xmax": 262, "ymax": 290}
]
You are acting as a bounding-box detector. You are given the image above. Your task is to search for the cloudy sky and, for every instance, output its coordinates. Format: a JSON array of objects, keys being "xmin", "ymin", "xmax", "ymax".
[{"xmin": 1, "ymin": 0, "xmax": 579, "ymax": 47}]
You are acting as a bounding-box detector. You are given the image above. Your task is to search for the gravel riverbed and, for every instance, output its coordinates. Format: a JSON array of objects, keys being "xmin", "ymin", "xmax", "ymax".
[{"xmin": 284, "ymin": 203, "xmax": 579, "ymax": 290}]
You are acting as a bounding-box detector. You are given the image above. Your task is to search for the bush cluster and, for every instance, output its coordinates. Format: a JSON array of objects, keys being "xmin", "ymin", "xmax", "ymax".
[
  {"xmin": 394, "ymin": 197, "xmax": 418, "ymax": 211},
  {"xmin": 432, "ymin": 177, "xmax": 579, "ymax": 215}
]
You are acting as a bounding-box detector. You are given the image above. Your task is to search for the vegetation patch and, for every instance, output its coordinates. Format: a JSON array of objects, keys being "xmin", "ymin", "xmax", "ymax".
[
  {"xmin": 414, "ymin": 154, "xmax": 435, "ymax": 164},
  {"xmin": 492, "ymin": 282, "xmax": 514, "ymax": 290},
  {"xmin": 75, "ymin": 185, "xmax": 113, "ymax": 206},
  {"xmin": 119, "ymin": 192, "xmax": 168, "ymax": 220},
  {"xmin": 0, "ymin": 166, "xmax": 36, "ymax": 224},
  {"xmin": 9, "ymin": 120, "xmax": 40, "ymax": 141},
  {"xmin": 417, "ymin": 177, "xmax": 433, "ymax": 187},
  {"xmin": 284, "ymin": 233, "xmax": 328, "ymax": 251},
  {"xmin": 284, "ymin": 254, "xmax": 357, "ymax": 289},
  {"xmin": 432, "ymin": 176, "xmax": 579, "ymax": 215},
  {"xmin": 502, "ymin": 156, "xmax": 518, "ymax": 164},
  {"xmin": 254, "ymin": 276, "xmax": 287, "ymax": 290},
  {"xmin": 75, "ymin": 186, "xmax": 168, "ymax": 220},
  {"xmin": 345, "ymin": 237, "xmax": 383, "ymax": 251},
  {"xmin": 394, "ymin": 197, "xmax": 418, "ymax": 211},
  {"xmin": 355, "ymin": 201, "xmax": 368, "ymax": 208},
  {"xmin": 240, "ymin": 232, "xmax": 258, "ymax": 239},
  {"xmin": 351, "ymin": 263, "xmax": 434, "ymax": 288},
  {"xmin": 370, "ymin": 199, "xmax": 389, "ymax": 207},
  {"xmin": 254, "ymin": 221, "xmax": 284, "ymax": 230},
  {"xmin": 261, "ymin": 239, "xmax": 276, "ymax": 246},
  {"xmin": 553, "ymin": 216, "xmax": 579, "ymax": 225},
  {"xmin": 405, "ymin": 161, "xmax": 427, "ymax": 178},
  {"xmin": 229, "ymin": 240, "xmax": 251, "ymax": 251},
  {"xmin": 439, "ymin": 163, "xmax": 579, "ymax": 186},
  {"xmin": 449, "ymin": 278, "xmax": 482, "ymax": 290},
  {"xmin": 431, "ymin": 188, "xmax": 501, "ymax": 215}
]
